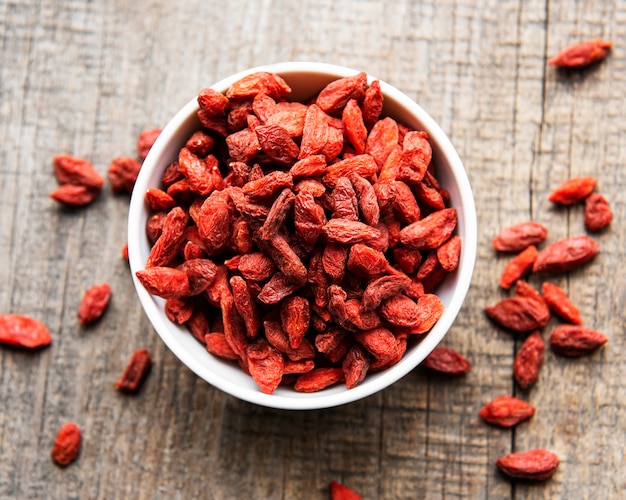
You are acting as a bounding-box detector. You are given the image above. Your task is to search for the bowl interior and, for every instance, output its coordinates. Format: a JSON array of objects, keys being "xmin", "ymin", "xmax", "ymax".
[{"xmin": 128, "ymin": 62, "xmax": 477, "ymax": 410}]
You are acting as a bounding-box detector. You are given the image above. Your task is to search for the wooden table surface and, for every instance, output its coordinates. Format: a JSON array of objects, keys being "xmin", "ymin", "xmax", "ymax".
[{"xmin": 1, "ymin": 1, "xmax": 624, "ymax": 498}]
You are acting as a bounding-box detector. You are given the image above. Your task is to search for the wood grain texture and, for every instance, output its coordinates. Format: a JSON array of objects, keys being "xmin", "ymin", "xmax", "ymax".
[{"xmin": 1, "ymin": 0, "xmax": 624, "ymax": 498}]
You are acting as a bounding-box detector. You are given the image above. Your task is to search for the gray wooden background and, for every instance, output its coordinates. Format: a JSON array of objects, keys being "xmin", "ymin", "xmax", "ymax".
[{"xmin": 1, "ymin": 1, "xmax": 624, "ymax": 498}]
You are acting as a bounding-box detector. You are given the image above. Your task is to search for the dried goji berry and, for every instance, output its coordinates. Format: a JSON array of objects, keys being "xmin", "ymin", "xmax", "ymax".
[
  {"xmin": 237, "ymin": 252, "xmax": 277, "ymax": 282},
  {"xmin": 532, "ymin": 235, "xmax": 599, "ymax": 274},
  {"xmin": 322, "ymin": 218, "xmax": 381, "ymax": 245},
  {"xmin": 354, "ymin": 327, "xmax": 398, "ymax": 364},
  {"xmin": 329, "ymin": 480, "xmax": 363, "ymax": 500},
  {"xmin": 179, "ymin": 148, "xmax": 223, "ymax": 196},
  {"xmin": 362, "ymin": 79, "xmax": 383, "ymax": 128},
  {"xmin": 342, "ymin": 99, "xmax": 367, "ymax": 154},
  {"xmin": 549, "ymin": 325, "xmax": 608, "ymax": 357},
  {"xmin": 548, "ymin": 176, "xmax": 597, "ymax": 205},
  {"xmin": 392, "ymin": 181, "xmax": 421, "ymax": 224},
  {"xmin": 499, "ymin": 245, "xmax": 538, "ymax": 289},
  {"xmin": 290, "ymin": 155, "xmax": 327, "ymax": 178},
  {"xmin": 496, "ymin": 449, "xmax": 559, "ymax": 481},
  {"xmin": 299, "ymin": 104, "xmax": 330, "ymax": 159},
  {"xmin": 479, "ymin": 396, "xmax": 535, "ymax": 428},
  {"xmin": 323, "ymin": 154, "xmax": 378, "ymax": 188},
  {"xmin": 135, "ymin": 267, "xmax": 191, "ymax": 299},
  {"xmin": 584, "ymin": 192, "xmax": 613, "ymax": 232},
  {"xmin": 252, "ymin": 92, "xmax": 278, "ymax": 122},
  {"xmin": 541, "ymin": 282, "xmax": 582, "ymax": 325},
  {"xmin": 280, "ymin": 296, "xmax": 310, "ymax": 349},
  {"xmin": 492, "ymin": 221, "xmax": 548, "ymax": 253},
  {"xmin": 164, "ymin": 298, "xmax": 194, "ymax": 324},
  {"xmin": 108, "ymin": 156, "xmax": 142, "ymax": 193},
  {"xmin": 246, "ymin": 339, "xmax": 284, "ymax": 394},
  {"xmin": 399, "ymin": 208, "xmax": 457, "ymax": 250},
  {"xmin": 53, "ymin": 154, "xmax": 104, "ymax": 190},
  {"xmin": 400, "ymin": 131, "xmax": 431, "ymax": 184},
  {"xmin": 266, "ymin": 106, "xmax": 307, "ymax": 137},
  {"xmin": 361, "ymin": 274, "xmax": 412, "ymax": 312},
  {"xmin": 514, "ymin": 330, "xmax": 544, "ymax": 389},
  {"xmin": 114, "ymin": 348, "xmax": 152, "ymax": 392},
  {"xmin": 50, "ymin": 183, "xmax": 100, "ymax": 206},
  {"xmin": 264, "ymin": 320, "xmax": 315, "ymax": 361},
  {"xmin": 485, "ymin": 295, "xmax": 549, "ymax": 334},
  {"xmin": 185, "ymin": 130, "xmax": 215, "ymax": 157},
  {"xmin": 77, "ymin": 283, "xmax": 111, "ymax": 325},
  {"xmin": 230, "ymin": 276, "xmax": 261, "ymax": 338},
  {"xmin": 342, "ymin": 344, "xmax": 370, "ymax": 389},
  {"xmin": 294, "ymin": 367, "xmax": 344, "ymax": 393},
  {"xmin": 205, "ymin": 332, "xmax": 239, "ymax": 360},
  {"xmin": 137, "ymin": 128, "xmax": 162, "ymax": 159},
  {"xmin": 226, "ymin": 72, "xmax": 291, "ymax": 100},
  {"xmin": 437, "ymin": 235, "xmax": 462, "ymax": 272},
  {"xmin": 0, "ymin": 314, "xmax": 52, "ymax": 348},
  {"xmin": 422, "ymin": 346, "xmax": 471, "ymax": 375},
  {"xmin": 51, "ymin": 422, "xmax": 81, "ymax": 467},
  {"xmin": 315, "ymin": 72, "xmax": 366, "ymax": 115},
  {"xmin": 178, "ymin": 258, "xmax": 217, "ymax": 296},
  {"xmin": 346, "ymin": 243, "xmax": 391, "ymax": 278},
  {"xmin": 255, "ymin": 124, "xmax": 300, "ymax": 165},
  {"xmin": 146, "ymin": 207, "xmax": 189, "ymax": 268},
  {"xmin": 145, "ymin": 188, "xmax": 177, "ymax": 212},
  {"xmin": 380, "ymin": 294, "xmax": 421, "ymax": 327},
  {"xmin": 548, "ymin": 39, "xmax": 612, "ymax": 68},
  {"xmin": 366, "ymin": 117, "xmax": 399, "ymax": 168},
  {"xmin": 406, "ymin": 293, "xmax": 444, "ymax": 334}
]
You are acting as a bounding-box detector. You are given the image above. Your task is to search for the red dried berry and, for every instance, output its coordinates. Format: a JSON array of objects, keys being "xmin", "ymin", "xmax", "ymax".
[
  {"xmin": 0, "ymin": 314, "xmax": 52, "ymax": 348},
  {"xmin": 77, "ymin": 283, "xmax": 111, "ymax": 325},
  {"xmin": 114, "ymin": 348, "xmax": 152, "ymax": 391},
  {"xmin": 51, "ymin": 422, "xmax": 81, "ymax": 467}
]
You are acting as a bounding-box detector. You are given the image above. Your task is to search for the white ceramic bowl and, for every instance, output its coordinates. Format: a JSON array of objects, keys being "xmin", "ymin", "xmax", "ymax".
[{"xmin": 128, "ymin": 62, "xmax": 477, "ymax": 410}]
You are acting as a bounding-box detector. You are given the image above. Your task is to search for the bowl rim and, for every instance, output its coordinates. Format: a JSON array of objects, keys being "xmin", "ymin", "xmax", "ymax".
[{"xmin": 128, "ymin": 61, "xmax": 477, "ymax": 410}]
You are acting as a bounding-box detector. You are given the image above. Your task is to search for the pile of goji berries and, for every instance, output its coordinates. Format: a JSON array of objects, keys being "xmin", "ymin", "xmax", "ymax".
[{"xmin": 136, "ymin": 70, "xmax": 462, "ymax": 395}]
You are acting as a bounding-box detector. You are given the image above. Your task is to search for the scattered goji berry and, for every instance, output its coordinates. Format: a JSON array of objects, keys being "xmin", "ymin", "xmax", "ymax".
[
  {"xmin": 492, "ymin": 222, "xmax": 547, "ymax": 253},
  {"xmin": 51, "ymin": 422, "xmax": 82, "ymax": 467},
  {"xmin": 532, "ymin": 235, "xmax": 599, "ymax": 274},
  {"xmin": 114, "ymin": 348, "xmax": 152, "ymax": 391},
  {"xmin": 499, "ymin": 245, "xmax": 538, "ymax": 289},
  {"xmin": 137, "ymin": 128, "xmax": 162, "ymax": 159},
  {"xmin": 53, "ymin": 154, "xmax": 104, "ymax": 191},
  {"xmin": 329, "ymin": 480, "xmax": 362, "ymax": 500},
  {"xmin": 77, "ymin": 283, "xmax": 111, "ymax": 325},
  {"xmin": 50, "ymin": 183, "xmax": 100, "ymax": 206},
  {"xmin": 422, "ymin": 346, "xmax": 471, "ymax": 375},
  {"xmin": 584, "ymin": 192, "xmax": 613, "ymax": 232},
  {"xmin": 496, "ymin": 449, "xmax": 559, "ymax": 481},
  {"xmin": 548, "ymin": 176, "xmax": 597, "ymax": 205},
  {"xmin": 0, "ymin": 314, "xmax": 52, "ymax": 348},
  {"xmin": 485, "ymin": 291, "xmax": 550, "ymax": 333},
  {"xmin": 548, "ymin": 39, "xmax": 612, "ymax": 68},
  {"xmin": 108, "ymin": 156, "xmax": 142, "ymax": 193},
  {"xmin": 549, "ymin": 325, "xmax": 608, "ymax": 357},
  {"xmin": 514, "ymin": 330, "xmax": 544, "ymax": 389},
  {"xmin": 541, "ymin": 282, "xmax": 582, "ymax": 325},
  {"xmin": 479, "ymin": 396, "xmax": 535, "ymax": 428}
]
